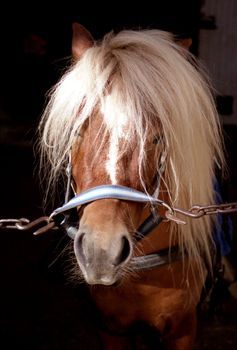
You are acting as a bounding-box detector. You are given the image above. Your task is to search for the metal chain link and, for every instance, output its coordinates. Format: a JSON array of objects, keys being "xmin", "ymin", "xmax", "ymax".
[
  {"xmin": 0, "ymin": 216, "xmax": 56, "ymax": 235},
  {"xmin": 0, "ymin": 218, "xmax": 30, "ymax": 229},
  {"xmin": 165, "ymin": 202, "xmax": 237, "ymax": 224},
  {"xmin": 1, "ymin": 201, "xmax": 237, "ymax": 233}
]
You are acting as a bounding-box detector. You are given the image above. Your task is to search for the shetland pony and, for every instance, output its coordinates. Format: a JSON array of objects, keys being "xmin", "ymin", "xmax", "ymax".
[{"xmin": 39, "ymin": 23, "xmax": 224, "ymax": 349}]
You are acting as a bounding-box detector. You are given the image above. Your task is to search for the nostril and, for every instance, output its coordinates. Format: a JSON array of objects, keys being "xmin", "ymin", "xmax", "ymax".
[
  {"xmin": 74, "ymin": 232, "xmax": 86, "ymax": 265},
  {"xmin": 78, "ymin": 232, "xmax": 85, "ymax": 245},
  {"xmin": 114, "ymin": 236, "xmax": 131, "ymax": 266}
]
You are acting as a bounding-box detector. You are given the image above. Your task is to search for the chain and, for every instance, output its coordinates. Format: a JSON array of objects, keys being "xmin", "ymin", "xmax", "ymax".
[
  {"xmin": 1, "ymin": 202, "xmax": 237, "ymax": 233},
  {"xmin": 165, "ymin": 202, "xmax": 237, "ymax": 224},
  {"xmin": 0, "ymin": 216, "xmax": 56, "ymax": 235},
  {"xmin": 0, "ymin": 218, "xmax": 30, "ymax": 229}
]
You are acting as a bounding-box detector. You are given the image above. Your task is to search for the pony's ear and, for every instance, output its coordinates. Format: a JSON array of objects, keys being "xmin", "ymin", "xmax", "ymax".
[
  {"xmin": 177, "ymin": 38, "xmax": 192, "ymax": 50},
  {"xmin": 72, "ymin": 23, "xmax": 94, "ymax": 59},
  {"xmin": 176, "ymin": 38, "xmax": 192, "ymax": 57}
]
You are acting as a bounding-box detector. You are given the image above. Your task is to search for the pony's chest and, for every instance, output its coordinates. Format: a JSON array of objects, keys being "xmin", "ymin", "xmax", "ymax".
[{"xmin": 90, "ymin": 272, "xmax": 194, "ymax": 330}]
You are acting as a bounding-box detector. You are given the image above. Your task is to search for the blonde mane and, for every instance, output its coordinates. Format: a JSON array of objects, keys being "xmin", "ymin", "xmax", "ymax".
[{"xmin": 39, "ymin": 29, "xmax": 225, "ymax": 274}]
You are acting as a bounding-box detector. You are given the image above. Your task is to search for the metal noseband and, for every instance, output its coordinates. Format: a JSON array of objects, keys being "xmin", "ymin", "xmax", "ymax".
[
  {"xmin": 51, "ymin": 184, "xmax": 166, "ymax": 217},
  {"xmin": 50, "ymin": 184, "xmax": 166, "ymax": 241}
]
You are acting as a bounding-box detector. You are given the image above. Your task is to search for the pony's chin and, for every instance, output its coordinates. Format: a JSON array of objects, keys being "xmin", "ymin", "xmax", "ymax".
[
  {"xmin": 85, "ymin": 276, "xmax": 118, "ymax": 286},
  {"xmin": 82, "ymin": 270, "xmax": 121, "ymax": 286}
]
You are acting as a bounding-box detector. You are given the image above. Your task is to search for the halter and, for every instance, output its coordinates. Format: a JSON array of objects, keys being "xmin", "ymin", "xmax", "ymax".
[{"xmin": 50, "ymin": 155, "xmax": 182, "ymax": 271}]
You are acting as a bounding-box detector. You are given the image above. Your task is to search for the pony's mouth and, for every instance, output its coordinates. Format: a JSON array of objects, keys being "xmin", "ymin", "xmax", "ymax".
[
  {"xmin": 76, "ymin": 252, "xmax": 128, "ymax": 286},
  {"xmin": 82, "ymin": 269, "xmax": 122, "ymax": 286}
]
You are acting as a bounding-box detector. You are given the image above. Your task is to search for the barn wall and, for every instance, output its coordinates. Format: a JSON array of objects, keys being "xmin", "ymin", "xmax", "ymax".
[{"xmin": 199, "ymin": 0, "xmax": 237, "ymax": 125}]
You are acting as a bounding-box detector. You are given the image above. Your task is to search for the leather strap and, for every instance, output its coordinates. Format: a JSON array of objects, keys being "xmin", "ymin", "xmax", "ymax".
[{"xmin": 130, "ymin": 246, "xmax": 182, "ymax": 271}]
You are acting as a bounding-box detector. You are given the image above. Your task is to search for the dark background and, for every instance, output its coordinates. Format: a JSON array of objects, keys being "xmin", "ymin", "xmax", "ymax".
[{"xmin": 0, "ymin": 1, "xmax": 236, "ymax": 349}]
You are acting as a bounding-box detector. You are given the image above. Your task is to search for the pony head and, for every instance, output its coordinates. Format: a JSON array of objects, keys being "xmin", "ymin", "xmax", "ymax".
[{"xmin": 39, "ymin": 24, "xmax": 224, "ymax": 285}]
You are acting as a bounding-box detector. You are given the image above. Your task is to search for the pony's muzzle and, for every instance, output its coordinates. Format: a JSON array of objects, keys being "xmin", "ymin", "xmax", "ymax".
[{"xmin": 74, "ymin": 228, "xmax": 132, "ymax": 285}]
